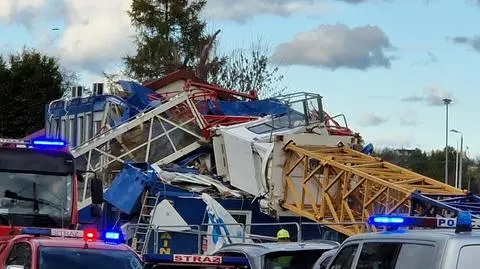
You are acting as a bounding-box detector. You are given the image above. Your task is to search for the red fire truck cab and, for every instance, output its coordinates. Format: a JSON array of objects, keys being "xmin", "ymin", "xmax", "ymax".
[
  {"xmin": 0, "ymin": 138, "xmax": 103, "ymax": 234},
  {"xmin": 0, "ymin": 227, "xmax": 141, "ymax": 269}
]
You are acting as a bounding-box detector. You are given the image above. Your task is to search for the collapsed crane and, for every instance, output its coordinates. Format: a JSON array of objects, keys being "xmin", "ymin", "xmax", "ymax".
[{"xmin": 270, "ymin": 141, "xmax": 475, "ymax": 236}]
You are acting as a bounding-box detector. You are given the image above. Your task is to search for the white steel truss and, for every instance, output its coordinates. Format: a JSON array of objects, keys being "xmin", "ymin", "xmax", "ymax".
[{"xmin": 73, "ymin": 93, "xmax": 207, "ymax": 205}]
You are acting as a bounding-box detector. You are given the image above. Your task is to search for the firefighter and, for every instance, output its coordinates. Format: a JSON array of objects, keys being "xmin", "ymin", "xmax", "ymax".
[{"xmin": 276, "ymin": 229, "xmax": 290, "ymax": 242}]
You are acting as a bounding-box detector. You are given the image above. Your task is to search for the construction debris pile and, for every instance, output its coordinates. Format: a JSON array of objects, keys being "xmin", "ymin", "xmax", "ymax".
[{"xmin": 66, "ymin": 70, "xmax": 358, "ymax": 203}]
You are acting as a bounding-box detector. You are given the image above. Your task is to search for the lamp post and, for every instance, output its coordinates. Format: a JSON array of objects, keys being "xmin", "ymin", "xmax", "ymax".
[
  {"xmin": 451, "ymin": 129, "xmax": 463, "ymax": 189},
  {"xmin": 443, "ymin": 98, "xmax": 452, "ymax": 184},
  {"xmin": 454, "ymin": 140, "xmax": 459, "ymax": 188}
]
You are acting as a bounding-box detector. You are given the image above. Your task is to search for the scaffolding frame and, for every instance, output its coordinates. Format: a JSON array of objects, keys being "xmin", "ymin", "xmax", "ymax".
[{"xmin": 73, "ymin": 93, "xmax": 207, "ymax": 204}]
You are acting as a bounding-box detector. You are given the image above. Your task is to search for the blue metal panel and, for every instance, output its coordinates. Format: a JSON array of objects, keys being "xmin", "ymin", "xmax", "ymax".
[{"xmin": 104, "ymin": 163, "xmax": 157, "ymax": 214}]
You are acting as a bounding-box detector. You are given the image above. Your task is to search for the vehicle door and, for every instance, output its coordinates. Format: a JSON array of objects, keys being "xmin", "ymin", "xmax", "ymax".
[
  {"xmin": 327, "ymin": 243, "xmax": 360, "ymax": 269},
  {"xmin": 327, "ymin": 241, "xmax": 436, "ymax": 269}
]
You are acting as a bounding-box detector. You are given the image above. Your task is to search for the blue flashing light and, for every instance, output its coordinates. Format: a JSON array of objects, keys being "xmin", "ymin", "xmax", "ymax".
[
  {"xmin": 372, "ymin": 216, "xmax": 405, "ymax": 224},
  {"xmin": 368, "ymin": 215, "xmax": 438, "ymax": 230},
  {"xmin": 102, "ymin": 230, "xmax": 123, "ymax": 244},
  {"xmin": 105, "ymin": 231, "xmax": 120, "ymax": 240},
  {"xmin": 32, "ymin": 139, "xmax": 66, "ymax": 147},
  {"xmin": 456, "ymin": 211, "xmax": 472, "ymax": 233},
  {"xmin": 21, "ymin": 228, "xmax": 52, "ymax": 236}
]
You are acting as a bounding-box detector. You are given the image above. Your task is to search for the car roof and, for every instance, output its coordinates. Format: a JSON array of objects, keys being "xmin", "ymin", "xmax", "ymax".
[
  {"xmin": 343, "ymin": 229, "xmax": 480, "ymax": 244},
  {"xmin": 23, "ymin": 236, "xmax": 133, "ymax": 251},
  {"xmin": 214, "ymin": 241, "xmax": 339, "ymax": 257}
]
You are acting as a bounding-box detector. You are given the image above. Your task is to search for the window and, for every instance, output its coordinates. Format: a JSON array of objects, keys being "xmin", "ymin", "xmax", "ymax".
[
  {"xmin": 94, "ymin": 120, "xmax": 102, "ymax": 135},
  {"xmin": 61, "ymin": 119, "xmax": 66, "ymax": 139},
  {"xmin": 6, "ymin": 242, "xmax": 32, "ymax": 269},
  {"xmin": 393, "ymin": 243, "xmax": 434, "ymax": 269},
  {"xmin": 319, "ymin": 256, "xmax": 332, "ymax": 269},
  {"xmin": 53, "ymin": 118, "xmax": 60, "ymax": 138},
  {"xmin": 69, "ymin": 118, "xmax": 75, "ymax": 144},
  {"xmin": 355, "ymin": 242, "xmax": 434, "ymax": 269},
  {"xmin": 330, "ymin": 244, "xmax": 358, "ymax": 269},
  {"xmin": 457, "ymin": 245, "xmax": 480, "ymax": 269},
  {"xmin": 264, "ymin": 250, "xmax": 328, "ymax": 269},
  {"xmin": 38, "ymin": 247, "xmax": 142, "ymax": 269},
  {"xmin": 227, "ymin": 210, "xmax": 252, "ymax": 234},
  {"xmin": 247, "ymin": 112, "xmax": 306, "ymax": 135},
  {"xmin": 77, "ymin": 116, "xmax": 85, "ymax": 145},
  {"xmin": 85, "ymin": 113, "xmax": 92, "ymax": 139}
]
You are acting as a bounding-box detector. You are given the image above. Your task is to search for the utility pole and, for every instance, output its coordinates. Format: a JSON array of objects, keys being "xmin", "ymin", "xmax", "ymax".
[
  {"xmin": 455, "ymin": 140, "xmax": 459, "ymax": 188},
  {"xmin": 443, "ymin": 98, "xmax": 452, "ymax": 185},
  {"xmin": 451, "ymin": 129, "xmax": 463, "ymax": 189},
  {"xmin": 459, "ymin": 133, "xmax": 464, "ymax": 189}
]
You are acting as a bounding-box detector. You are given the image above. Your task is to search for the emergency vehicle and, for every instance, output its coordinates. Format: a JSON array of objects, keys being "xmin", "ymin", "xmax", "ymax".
[
  {"xmin": 143, "ymin": 253, "xmax": 250, "ymax": 269},
  {"xmin": 326, "ymin": 211, "xmax": 480, "ymax": 269},
  {"xmin": 0, "ymin": 227, "xmax": 140, "ymax": 269},
  {"xmin": 0, "ymin": 138, "xmax": 103, "ymax": 234}
]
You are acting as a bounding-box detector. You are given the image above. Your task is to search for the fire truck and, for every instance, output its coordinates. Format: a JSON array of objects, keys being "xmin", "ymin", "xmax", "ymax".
[
  {"xmin": 142, "ymin": 253, "xmax": 250, "ymax": 269},
  {"xmin": 0, "ymin": 138, "xmax": 103, "ymax": 235},
  {"xmin": 1, "ymin": 227, "xmax": 141, "ymax": 269}
]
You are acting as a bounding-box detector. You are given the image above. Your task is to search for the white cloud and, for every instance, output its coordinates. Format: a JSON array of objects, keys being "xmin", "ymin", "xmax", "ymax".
[
  {"xmin": 202, "ymin": 0, "xmax": 331, "ymax": 22},
  {"xmin": 0, "ymin": 0, "xmax": 47, "ymax": 25},
  {"xmin": 401, "ymin": 87, "xmax": 454, "ymax": 106},
  {"xmin": 358, "ymin": 112, "xmax": 389, "ymax": 127},
  {"xmin": 272, "ymin": 23, "xmax": 394, "ymax": 70},
  {"xmin": 56, "ymin": 0, "xmax": 135, "ymax": 73},
  {"xmin": 1, "ymin": 0, "xmax": 334, "ymax": 77}
]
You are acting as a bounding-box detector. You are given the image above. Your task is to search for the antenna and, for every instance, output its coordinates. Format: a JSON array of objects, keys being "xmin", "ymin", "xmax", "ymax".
[{"xmin": 7, "ymin": 216, "xmax": 15, "ymax": 236}]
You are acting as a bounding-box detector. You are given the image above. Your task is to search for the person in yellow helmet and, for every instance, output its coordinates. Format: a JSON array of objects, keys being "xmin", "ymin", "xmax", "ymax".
[{"xmin": 276, "ymin": 229, "xmax": 290, "ymax": 242}]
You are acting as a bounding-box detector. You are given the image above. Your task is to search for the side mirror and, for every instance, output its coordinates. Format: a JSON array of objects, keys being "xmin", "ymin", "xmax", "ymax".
[
  {"xmin": 7, "ymin": 265, "xmax": 25, "ymax": 269},
  {"xmin": 90, "ymin": 176, "xmax": 104, "ymax": 205}
]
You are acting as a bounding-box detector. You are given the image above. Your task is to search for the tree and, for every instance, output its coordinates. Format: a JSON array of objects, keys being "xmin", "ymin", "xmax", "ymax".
[
  {"xmin": 123, "ymin": 0, "xmax": 286, "ymax": 98},
  {"xmin": 0, "ymin": 48, "xmax": 68, "ymax": 138},
  {"xmin": 374, "ymin": 146, "xmax": 480, "ymax": 192},
  {"xmin": 210, "ymin": 38, "xmax": 286, "ymax": 98},
  {"xmin": 124, "ymin": 0, "xmax": 225, "ymax": 81}
]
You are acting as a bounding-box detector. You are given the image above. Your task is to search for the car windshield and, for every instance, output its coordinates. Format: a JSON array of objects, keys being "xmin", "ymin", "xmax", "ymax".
[
  {"xmin": 264, "ymin": 250, "xmax": 328, "ymax": 269},
  {"xmin": 38, "ymin": 247, "xmax": 142, "ymax": 269},
  {"xmin": 0, "ymin": 172, "xmax": 72, "ymax": 227}
]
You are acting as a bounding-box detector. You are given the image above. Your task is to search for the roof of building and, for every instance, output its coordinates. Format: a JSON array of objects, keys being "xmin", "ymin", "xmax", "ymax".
[{"xmin": 142, "ymin": 69, "xmax": 202, "ymax": 90}]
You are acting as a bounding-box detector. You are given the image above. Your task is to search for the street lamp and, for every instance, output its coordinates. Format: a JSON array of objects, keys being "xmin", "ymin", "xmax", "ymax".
[
  {"xmin": 451, "ymin": 129, "xmax": 463, "ymax": 189},
  {"xmin": 443, "ymin": 98, "xmax": 452, "ymax": 184}
]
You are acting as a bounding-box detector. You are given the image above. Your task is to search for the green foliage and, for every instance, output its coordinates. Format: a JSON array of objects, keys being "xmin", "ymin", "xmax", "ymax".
[
  {"xmin": 374, "ymin": 146, "xmax": 480, "ymax": 192},
  {"xmin": 124, "ymin": 0, "xmax": 224, "ymax": 81},
  {"xmin": 209, "ymin": 38, "xmax": 286, "ymax": 98},
  {"xmin": 124, "ymin": 0, "xmax": 286, "ymax": 97},
  {"xmin": 0, "ymin": 48, "xmax": 68, "ymax": 138}
]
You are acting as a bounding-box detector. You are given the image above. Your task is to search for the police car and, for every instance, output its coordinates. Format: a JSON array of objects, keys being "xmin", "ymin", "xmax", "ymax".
[
  {"xmin": 1, "ymin": 227, "xmax": 141, "ymax": 269},
  {"xmin": 325, "ymin": 211, "xmax": 480, "ymax": 269}
]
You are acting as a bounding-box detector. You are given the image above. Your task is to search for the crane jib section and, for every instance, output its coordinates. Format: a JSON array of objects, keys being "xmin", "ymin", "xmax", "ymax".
[{"xmin": 281, "ymin": 142, "xmax": 466, "ymax": 236}]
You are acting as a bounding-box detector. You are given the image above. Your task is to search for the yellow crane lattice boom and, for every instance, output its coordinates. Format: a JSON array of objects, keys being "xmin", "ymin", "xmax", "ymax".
[{"xmin": 281, "ymin": 142, "xmax": 464, "ymax": 236}]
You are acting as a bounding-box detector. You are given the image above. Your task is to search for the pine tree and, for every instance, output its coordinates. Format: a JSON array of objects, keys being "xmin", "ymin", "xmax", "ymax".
[{"xmin": 124, "ymin": 0, "xmax": 225, "ymax": 81}]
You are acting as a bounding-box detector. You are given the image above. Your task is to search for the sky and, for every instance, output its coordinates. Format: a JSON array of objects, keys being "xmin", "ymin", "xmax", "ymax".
[{"xmin": 1, "ymin": 0, "xmax": 480, "ymax": 157}]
